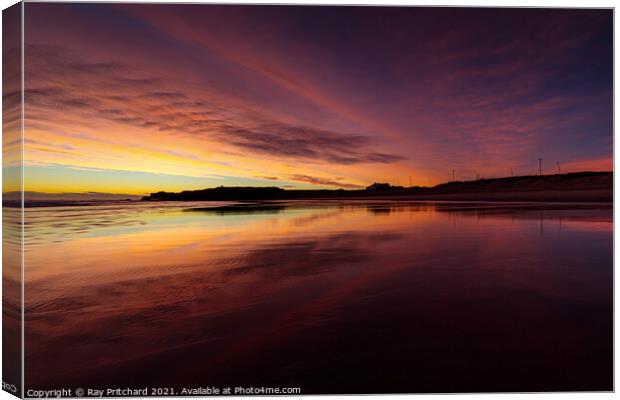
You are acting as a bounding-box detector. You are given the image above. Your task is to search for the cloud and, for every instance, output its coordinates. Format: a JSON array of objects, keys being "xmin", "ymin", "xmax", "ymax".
[
  {"xmin": 288, "ymin": 174, "xmax": 363, "ymax": 189},
  {"xmin": 218, "ymin": 125, "xmax": 404, "ymax": 165},
  {"xmin": 24, "ymin": 44, "xmax": 404, "ymax": 168}
]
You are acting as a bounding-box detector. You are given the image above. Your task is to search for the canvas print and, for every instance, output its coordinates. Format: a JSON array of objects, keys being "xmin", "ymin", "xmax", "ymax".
[{"xmin": 2, "ymin": 2, "xmax": 613, "ymax": 397}]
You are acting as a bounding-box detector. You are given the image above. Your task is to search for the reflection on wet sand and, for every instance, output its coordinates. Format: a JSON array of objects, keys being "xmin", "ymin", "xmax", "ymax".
[
  {"xmin": 3, "ymin": 206, "xmax": 22, "ymax": 392},
  {"xmin": 24, "ymin": 201, "xmax": 612, "ymax": 392}
]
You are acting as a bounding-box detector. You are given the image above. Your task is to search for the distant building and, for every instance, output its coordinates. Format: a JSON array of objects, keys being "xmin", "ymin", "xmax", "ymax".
[{"xmin": 366, "ymin": 182, "xmax": 392, "ymax": 191}]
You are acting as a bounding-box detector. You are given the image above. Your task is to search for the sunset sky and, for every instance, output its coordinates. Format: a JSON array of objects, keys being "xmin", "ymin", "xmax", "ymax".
[{"xmin": 14, "ymin": 4, "xmax": 613, "ymax": 194}]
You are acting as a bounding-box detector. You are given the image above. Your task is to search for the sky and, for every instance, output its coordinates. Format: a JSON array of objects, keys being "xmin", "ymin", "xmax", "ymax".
[{"xmin": 13, "ymin": 4, "xmax": 613, "ymax": 194}]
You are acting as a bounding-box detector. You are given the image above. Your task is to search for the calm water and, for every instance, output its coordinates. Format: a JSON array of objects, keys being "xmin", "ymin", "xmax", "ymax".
[{"xmin": 21, "ymin": 200, "xmax": 612, "ymax": 393}]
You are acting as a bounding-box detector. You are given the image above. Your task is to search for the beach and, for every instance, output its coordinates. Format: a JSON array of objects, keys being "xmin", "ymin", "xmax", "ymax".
[{"xmin": 22, "ymin": 200, "xmax": 612, "ymax": 392}]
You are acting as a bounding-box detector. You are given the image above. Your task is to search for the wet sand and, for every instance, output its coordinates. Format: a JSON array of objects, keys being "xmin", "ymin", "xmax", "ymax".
[{"xmin": 23, "ymin": 201, "xmax": 612, "ymax": 393}]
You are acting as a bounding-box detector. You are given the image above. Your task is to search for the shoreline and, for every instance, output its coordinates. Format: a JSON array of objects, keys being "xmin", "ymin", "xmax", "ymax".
[
  {"xmin": 331, "ymin": 189, "xmax": 613, "ymax": 203},
  {"xmin": 12, "ymin": 191, "xmax": 613, "ymax": 208}
]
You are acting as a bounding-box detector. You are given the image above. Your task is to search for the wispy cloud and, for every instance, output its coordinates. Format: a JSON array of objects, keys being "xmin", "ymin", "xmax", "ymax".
[
  {"xmin": 288, "ymin": 174, "xmax": 364, "ymax": 189},
  {"xmin": 217, "ymin": 125, "xmax": 404, "ymax": 165},
  {"xmin": 25, "ymin": 44, "xmax": 404, "ymax": 169}
]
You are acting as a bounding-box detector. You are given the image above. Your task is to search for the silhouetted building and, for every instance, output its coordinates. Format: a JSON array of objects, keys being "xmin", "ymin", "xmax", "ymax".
[{"xmin": 366, "ymin": 182, "xmax": 392, "ymax": 191}]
